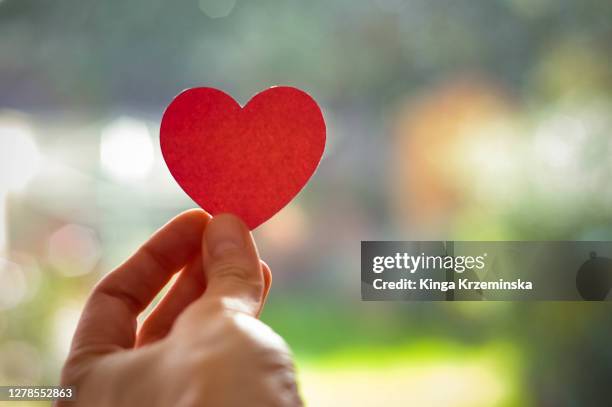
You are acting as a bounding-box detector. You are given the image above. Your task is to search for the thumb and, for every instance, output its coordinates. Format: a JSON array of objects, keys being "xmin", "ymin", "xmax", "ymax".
[{"xmin": 200, "ymin": 213, "xmax": 266, "ymax": 316}]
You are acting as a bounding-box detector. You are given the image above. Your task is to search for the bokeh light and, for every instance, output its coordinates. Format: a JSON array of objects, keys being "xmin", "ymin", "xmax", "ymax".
[
  {"xmin": 100, "ymin": 117, "xmax": 154, "ymax": 182},
  {"xmin": 0, "ymin": 116, "xmax": 41, "ymax": 192},
  {"xmin": 47, "ymin": 224, "xmax": 101, "ymax": 277},
  {"xmin": 534, "ymin": 115, "xmax": 585, "ymax": 170},
  {"xmin": 458, "ymin": 119, "xmax": 524, "ymax": 207}
]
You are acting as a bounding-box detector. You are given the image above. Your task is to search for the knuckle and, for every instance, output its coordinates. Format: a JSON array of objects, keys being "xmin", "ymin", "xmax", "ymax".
[
  {"xmin": 222, "ymin": 313, "xmax": 292, "ymax": 354},
  {"xmin": 209, "ymin": 262, "xmax": 264, "ymax": 297},
  {"xmin": 210, "ymin": 258, "xmax": 260, "ymax": 284},
  {"xmin": 218, "ymin": 312, "xmax": 256, "ymax": 340}
]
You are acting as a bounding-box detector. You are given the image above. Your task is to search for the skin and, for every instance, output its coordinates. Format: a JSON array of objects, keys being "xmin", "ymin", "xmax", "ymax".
[{"xmin": 56, "ymin": 209, "xmax": 302, "ymax": 407}]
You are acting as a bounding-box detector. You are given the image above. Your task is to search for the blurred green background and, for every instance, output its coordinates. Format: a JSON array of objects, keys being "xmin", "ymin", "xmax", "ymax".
[{"xmin": 1, "ymin": 0, "xmax": 612, "ymax": 405}]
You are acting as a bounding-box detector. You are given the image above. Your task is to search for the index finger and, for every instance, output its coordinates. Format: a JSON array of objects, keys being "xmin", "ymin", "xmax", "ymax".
[{"xmin": 69, "ymin": 209, "xmax": 210, "ymax": 355}]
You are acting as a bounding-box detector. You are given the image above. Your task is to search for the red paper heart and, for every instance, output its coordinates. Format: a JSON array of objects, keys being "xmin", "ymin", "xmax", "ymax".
[{"xmin": 160, "ymin": 86, "xmax": 326, "ymax": 229}]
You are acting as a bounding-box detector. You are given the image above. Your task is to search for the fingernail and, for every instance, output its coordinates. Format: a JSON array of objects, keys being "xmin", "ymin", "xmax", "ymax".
[{"xmin": 206, "ymin": 214, "xmax": 246, "ymax": 257}]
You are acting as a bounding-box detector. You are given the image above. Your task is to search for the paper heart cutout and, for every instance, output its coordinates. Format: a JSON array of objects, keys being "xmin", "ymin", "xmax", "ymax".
[{"xmin": 160, "ymin": 86, "xmax": 326, "ymax": 229}]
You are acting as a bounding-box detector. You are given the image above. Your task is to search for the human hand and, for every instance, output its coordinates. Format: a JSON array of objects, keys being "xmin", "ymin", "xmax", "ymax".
[{"xmin": 57, "ymin": 210, "xmax": 302, "ymax": 407}]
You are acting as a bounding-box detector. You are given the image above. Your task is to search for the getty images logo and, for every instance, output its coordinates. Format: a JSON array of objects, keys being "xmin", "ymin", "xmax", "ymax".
[{"xmin": 371, "ymin": 252, "xmax": 488, "ymax": 274}]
